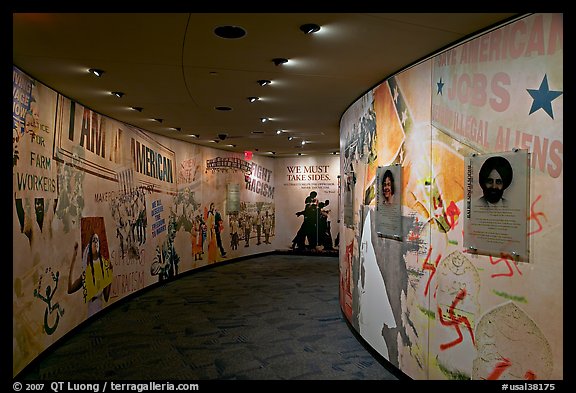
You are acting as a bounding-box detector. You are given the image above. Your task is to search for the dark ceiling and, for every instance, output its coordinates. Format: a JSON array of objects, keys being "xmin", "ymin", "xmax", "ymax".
[{"xmin": 13, "ymin": 13, "xmax": 521, "ymax": 157}]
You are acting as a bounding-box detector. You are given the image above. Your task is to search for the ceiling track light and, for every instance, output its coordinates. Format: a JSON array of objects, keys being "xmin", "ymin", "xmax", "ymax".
[
  {"xmin": 257, "ymin": 79, "xmax": 271, "ymax": 86},
  {"xmin": 111, "ymin": 91, "xmax": 124, "ymax": 98},
  {"xmin": 272, "ymin": 57, "xmax": 288, "ymax": 66},
  {"xmin": 300, "ymin": 23, "xmax": 321, "ymax": 34},
  {"xmin": 89, "ymin": 68, "xmax": 105, "ymax": 77},
  {"xmin": 247, "ymin": 96, "xmax": 259, "ymax": 103}
]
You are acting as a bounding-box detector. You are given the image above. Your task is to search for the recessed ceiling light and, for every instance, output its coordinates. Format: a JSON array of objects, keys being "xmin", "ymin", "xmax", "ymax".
[
  {"xmin": 257, "ymin": 79, "xmax": 271, "ymax": 86},
  {"xmin": 214, "ymin": 25, "xmax": 247, "ymax": 39},
  {"xmin": 288, "ymin": 136, "xmax": 294, "ymax": 141},
  {"xmin": 215, "ymin": 106, "xmax": 232, "ymax": 111},
  {"xmin": 260, "ymin": 117, "xmax": 268, "ymax": 123},
  {"xmin": 272, "ymin": 57, "xmax": 288, "ymax": 66},
  {"xmin": 131, "ymin": 106, "xmax": 143, "ymax": 112},
  {"xmin": 251, "ymin": 131, "xmax": 264, "ymax": 134},
  {"xmin": 190, "ymin": 134, "xmax": 200, "ymax": 138},
  {"xmin": 111, "ymin": 91, "xmax": 124, "ymax": 98},
  {"xmin": 300, "ymin": 23, "xmax": 321, "ymax": 34},
  {"xmin": 89, "ymin": 68, "xmax": 104, "ymax": 77},
  {"xmin": 172, "ymin": 127, "xmax": 181, "ymax": 131},
  {"xmin": 153, "ymin": 118, "xmax": 163, "ymax": 123},
  {"xmin": 247, "ymin": 96, "xmax": 259, "ymax": 103},
  {"xmin": 276, "ymin": 130, "xmax": 283, "ymax": 135}
]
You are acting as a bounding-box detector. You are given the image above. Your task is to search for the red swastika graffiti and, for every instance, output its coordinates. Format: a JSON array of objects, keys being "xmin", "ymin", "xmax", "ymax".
[
  {"xmin": 484, "ymin": 356, "xmax": 537, "ymax": 380},
  {"xmin": 422, "ymin": 248, "xmax": 441, "ymax": 297},
  {"xmin": 437, "ymin": 288, "xmax": 475, "ymax": 350},
  {"xmin": 528, "ymin": 195, "xmax": 547, "ymax": 236},
  {"xmin": 486, "ymin": 357, "xmax": 512, "ymax": 380},
  {"xmin": 489, "ymin": 253, "xmax": 523, "ymax": 278}
]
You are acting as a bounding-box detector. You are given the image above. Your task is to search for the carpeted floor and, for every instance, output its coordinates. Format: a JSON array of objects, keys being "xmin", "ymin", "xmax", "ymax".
[{"xmin": 16, "ymin": 254, "xmax": 400, "ymax": 381}]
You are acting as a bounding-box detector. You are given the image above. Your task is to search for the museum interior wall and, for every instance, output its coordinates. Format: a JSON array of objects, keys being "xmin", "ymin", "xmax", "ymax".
[
  {"xmin": 12, "ymin": 61, "xmax": 341, "ymax": 376},
  {"xmin": 338, "ymin": 12, "xmax": 563, "ymax": 380},
  {"xmin": 13, "ymin": 12, "xmax": 562, "ymax": 380}
]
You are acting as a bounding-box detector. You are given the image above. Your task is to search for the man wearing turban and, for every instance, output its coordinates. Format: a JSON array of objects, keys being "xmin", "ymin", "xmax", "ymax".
[{"xmin": 477, "ymin": 156, "xmax": 513, "ymax": 208}]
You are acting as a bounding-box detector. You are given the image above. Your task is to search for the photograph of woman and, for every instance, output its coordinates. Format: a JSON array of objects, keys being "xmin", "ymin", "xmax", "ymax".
[{"xmin": 381, "ymin": 169, "xmax": 395, "ymax": 205}]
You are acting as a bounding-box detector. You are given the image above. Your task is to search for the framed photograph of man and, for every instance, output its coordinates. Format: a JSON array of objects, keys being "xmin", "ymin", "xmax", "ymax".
[
  {"xmin": 375, "ymin": 165, "xmax": 402, "ymax": 240},
  {"xmin": 464, "ymin": 150, "xmax": 530, "ymax": 261}
]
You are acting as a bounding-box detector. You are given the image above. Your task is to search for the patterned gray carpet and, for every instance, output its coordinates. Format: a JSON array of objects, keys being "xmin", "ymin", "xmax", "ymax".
[{"xmin": 16, "ymin": 254, "xmax": 400, "ymax": 380}]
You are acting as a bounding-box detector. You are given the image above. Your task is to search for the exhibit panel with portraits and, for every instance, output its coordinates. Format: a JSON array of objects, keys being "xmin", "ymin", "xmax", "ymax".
[
  {"xmin": 339, "ymin": 13, "xmax": 562, "ymax": 380},
  {"xmin": 464, "ymin": 150, "xmax": 530, "ymax": 261}
]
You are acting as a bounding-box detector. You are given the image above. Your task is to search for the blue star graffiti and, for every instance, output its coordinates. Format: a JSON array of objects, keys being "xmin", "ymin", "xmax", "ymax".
[{"xmin": 526, "ymin": 74, "xmax": 563, "ymax": 119}]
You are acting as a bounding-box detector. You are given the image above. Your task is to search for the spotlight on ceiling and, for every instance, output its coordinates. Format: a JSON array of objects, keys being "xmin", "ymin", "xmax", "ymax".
[
  {"xmin": 111, "ymin": 91, "xmax": 124, "ymax": 98},
  {"xmin": 260, "ymin": 117, "xmax": 269, "ymax": 123},
  {"xmin": 131, "ymin": 106, "xmax": 143, "ymax": 112},
  {"xmin": 288, "ymin": 136, "xmax": 294, "ymax": 141},
  {"xmin": 89, "ymin": 68, "xmax": 104, "ymax": 77},
  {"xmin": 153, "ymin": 118, "xmax": 163, "ymax": 123},
  {"xmin": 299, "ymin": 23, "xmax": 321, "ymax": 34},
  {"xmin": 257, "ymin": 79, "xmax": 271, "ymax": 86},
  {"xmin": 248, "ymin": 96, "xmax": 259, "ymax": 103},
  {"xmin": 272, "ymin": 57, "xmax": 288, "ymax": 66}
]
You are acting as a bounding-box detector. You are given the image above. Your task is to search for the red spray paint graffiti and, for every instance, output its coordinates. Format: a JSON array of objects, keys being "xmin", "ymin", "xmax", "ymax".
[
  {"xmin": 437, "ymin": 288, "xmax": 475, "ymax": 350},
  {"xmin": 489, "ymin": 253, "xmax": 523, "ymax": 278},
  {"xmin": 422, "ymin": 248, "xmax": 441, "ymax": 297},
  {"xmin": 528, "ymin": 195, "xmax": 547, "ymax": 236},
  {"xmin": 485, "ymin": 356, "xmax": 538, "ymax": 380}
]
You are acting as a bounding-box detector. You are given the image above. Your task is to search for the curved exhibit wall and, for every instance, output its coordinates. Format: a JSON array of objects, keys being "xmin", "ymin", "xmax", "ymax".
[
  {"xmin": 12, "ymin": 66, "xmax": 280, "ymax": 377},
  {"xmin": 338, "ymin": 13, "xmax": 563, "ymax": 380}
]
